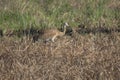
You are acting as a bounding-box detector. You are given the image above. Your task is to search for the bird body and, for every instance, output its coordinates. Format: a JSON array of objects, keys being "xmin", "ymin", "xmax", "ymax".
[
  {"xmin": 40, "ymin": 29, "xmax": 63, "ymax": 42},
  {"xmin": 33, "ymin": 22, "xmax": 69, "ymax": 42}
]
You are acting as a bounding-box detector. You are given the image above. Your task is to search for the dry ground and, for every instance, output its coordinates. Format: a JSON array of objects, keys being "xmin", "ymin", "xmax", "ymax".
[{"xmin": 0, "ymin": 32, "xmax": 120, "ymax": 80}]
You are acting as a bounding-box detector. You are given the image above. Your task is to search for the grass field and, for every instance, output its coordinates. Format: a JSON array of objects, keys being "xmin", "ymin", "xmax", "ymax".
[
  {"xmin": 0, "ymin": 0, "xmax": 120, "ymax": 80},
  {"xmin": 0, "ymin": 0, "xmax": 120, "ymax": 30}
]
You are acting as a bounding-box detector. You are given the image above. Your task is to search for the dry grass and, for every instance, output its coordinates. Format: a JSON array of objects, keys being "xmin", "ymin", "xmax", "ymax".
[{"xmin": 0, "ymin": 32, "xmax": 120, "ymax": 80}]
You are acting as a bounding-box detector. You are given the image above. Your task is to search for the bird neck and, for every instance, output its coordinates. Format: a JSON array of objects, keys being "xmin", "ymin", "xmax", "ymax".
[{"xmin": 63, "ymin": 25, "xmax": 66, "ymax": 34}]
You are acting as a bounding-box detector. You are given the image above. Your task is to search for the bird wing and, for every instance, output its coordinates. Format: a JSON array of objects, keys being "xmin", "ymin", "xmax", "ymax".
[{"xmin": 41, "ymin": 29, "xmax": 58, "ymax": 39}]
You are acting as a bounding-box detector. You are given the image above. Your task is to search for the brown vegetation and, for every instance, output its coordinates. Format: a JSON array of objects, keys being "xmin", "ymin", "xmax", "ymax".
[{"xmin": 0, "ymin": 31, "xmax": 120, "ymax": 80}]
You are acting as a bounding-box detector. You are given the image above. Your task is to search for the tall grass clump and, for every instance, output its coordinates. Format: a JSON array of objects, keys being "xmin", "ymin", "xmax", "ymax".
[{"xmin": 0, "ymin": 0, "xmax": 119, "ymax": 31}]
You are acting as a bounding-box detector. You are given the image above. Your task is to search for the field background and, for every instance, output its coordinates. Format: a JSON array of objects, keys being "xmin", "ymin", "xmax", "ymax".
[
  {"xmin": 0, "ymin": 0, "xmax": 120, "ymax": 30},
  {"xmin": 0, "ymin": 0, "xmax": 120, "ymax": 80}
]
